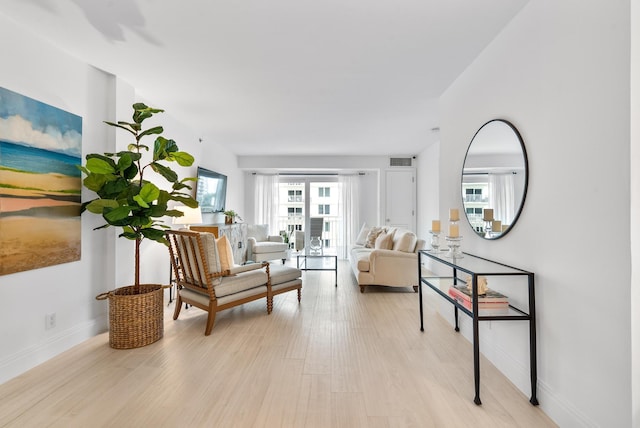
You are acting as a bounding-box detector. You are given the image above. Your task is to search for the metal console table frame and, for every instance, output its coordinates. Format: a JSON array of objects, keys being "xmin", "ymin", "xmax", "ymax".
[
  {"xmin": 297, "ymin": 254, "xmax": 338, "ymax": 287},
  {"xmin": 418, "ymin": 250, "xmax": 538, "ymax": 406}
]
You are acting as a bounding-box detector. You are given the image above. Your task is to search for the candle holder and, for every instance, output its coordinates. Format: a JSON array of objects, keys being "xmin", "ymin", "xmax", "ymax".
[
  {"xmin": 484, "ymin": 220, "xmax": 492, "ymax": 239},
  {"xmin": 429, "ymin": 231, "xmax": 442, "ymax": 253},
  {"xmin": 445, "ymin": 235, "xmax": 464, "ymax": 259}
]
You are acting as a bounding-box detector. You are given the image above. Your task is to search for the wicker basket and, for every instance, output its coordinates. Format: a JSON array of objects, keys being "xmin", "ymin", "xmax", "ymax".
[{"xmin": 96, "ymin": 284, "xmax": 165, "ymax": 349}]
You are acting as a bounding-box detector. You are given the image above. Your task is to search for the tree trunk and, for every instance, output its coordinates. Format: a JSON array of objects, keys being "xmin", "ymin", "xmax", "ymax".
[{"xmin": 135, "ymin": 237, "xmax": 141, "ymax": 290}]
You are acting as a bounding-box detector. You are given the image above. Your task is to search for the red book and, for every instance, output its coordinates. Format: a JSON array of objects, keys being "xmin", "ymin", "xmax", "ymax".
[
  {"xmin": 448, "ymin": 291, "xmax": 509, "ymax": 311},
  {"xmin": 448, "ymin": 285, "xmax": 509, "ymax": 304}
]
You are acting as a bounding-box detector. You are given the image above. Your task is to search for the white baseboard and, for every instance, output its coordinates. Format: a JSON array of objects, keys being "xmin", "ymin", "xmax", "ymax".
[{"xmin": 0, "ymin": 316, "xmax": 107, "ymax": 385}]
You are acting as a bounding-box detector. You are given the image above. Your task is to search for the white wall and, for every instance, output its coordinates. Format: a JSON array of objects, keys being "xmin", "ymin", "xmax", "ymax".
[
  {"xmin": 0, "ymin": 14, "xmax": 241, "ymax": 384},
  {"xmin": 416, "ymin": 142, "xmax": 439, "ymax": 239},
  {"xmin": 0, "ymin": 15, "xmax": 114, "ymax": 384},
  {"xmin": 435, "ymin": 1, "xmax": 631, "ymax": 426},
  {"xmin": 631, "ymin": 0, "xmax": 640, "ymax": 426}
]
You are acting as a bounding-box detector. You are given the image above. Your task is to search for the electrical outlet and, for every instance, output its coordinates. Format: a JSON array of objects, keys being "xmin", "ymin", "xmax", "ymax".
[{"xmin": 45, "ymin": 313, "xmax": 56, "ymax": 330}]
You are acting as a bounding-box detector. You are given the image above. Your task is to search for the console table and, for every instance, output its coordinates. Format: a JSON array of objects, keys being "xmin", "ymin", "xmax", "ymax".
[{"xmin": 418, "ymin": 250, "xmax": 538, "ymax": 406}]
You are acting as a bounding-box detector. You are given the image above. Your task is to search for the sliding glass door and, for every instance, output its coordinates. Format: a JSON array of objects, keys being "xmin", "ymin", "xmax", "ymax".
[{"xmin": 277, "ymin": 177, "xmax": 340, "ymax": 256}]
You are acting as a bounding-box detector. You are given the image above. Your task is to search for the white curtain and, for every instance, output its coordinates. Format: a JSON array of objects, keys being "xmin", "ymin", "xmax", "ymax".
[
  {"xmin": 337, "ymin": 175, "xmax": 360, "ymax": 259},
  {"xmin": 254, "ymin": 174, "xmax": 279, "ymax": 234},
  {"xmin": 488, "ymin": 173, "xmax": 515, "ymax": 226}
]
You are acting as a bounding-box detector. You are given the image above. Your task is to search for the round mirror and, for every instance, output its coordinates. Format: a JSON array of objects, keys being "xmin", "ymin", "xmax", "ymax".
[{"xmin": 461, "ymin": 119, "xmax": 528, "ymax": 239}]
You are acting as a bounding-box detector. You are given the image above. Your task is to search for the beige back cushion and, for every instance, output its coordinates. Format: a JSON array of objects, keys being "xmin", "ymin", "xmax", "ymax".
[
  {"xmin": 393, "ymin": 231, "xmax": 417, "ymax": 253},
  {"xmin": 374, "ymin": 231, "xmax": 394, "ymax": 250},
  {"xmin": 216, "ymin": 235, "xmax": 235, "ymax": 271}
]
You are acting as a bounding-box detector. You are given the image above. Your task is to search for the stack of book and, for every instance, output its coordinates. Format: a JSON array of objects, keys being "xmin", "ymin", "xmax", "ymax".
[{"xmin": 448, "ymin": 285, "xmax": 509, "ymax": 311}]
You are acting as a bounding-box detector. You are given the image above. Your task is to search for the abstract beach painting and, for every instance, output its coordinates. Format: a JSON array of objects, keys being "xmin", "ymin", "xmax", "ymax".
[{"xmin": 0, "ymin": 87, "xmax": 82, "ymax": 276}]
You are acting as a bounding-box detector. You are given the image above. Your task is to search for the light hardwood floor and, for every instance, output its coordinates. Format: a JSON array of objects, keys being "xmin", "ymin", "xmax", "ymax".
[{"xmin": 0, "ymin": 261, "xmax": 556, "ymax": 427}]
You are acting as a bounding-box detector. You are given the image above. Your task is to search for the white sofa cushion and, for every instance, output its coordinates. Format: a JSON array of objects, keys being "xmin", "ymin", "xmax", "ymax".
[{"xmin": 253, "ymin": 241, "xmax": 288, "ymax": 254}]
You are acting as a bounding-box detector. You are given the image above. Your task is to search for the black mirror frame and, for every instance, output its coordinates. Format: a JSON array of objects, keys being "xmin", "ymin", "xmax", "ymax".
[{"xmin": 461, "ymin": 119, "xmax": 529, "ymax": 240}]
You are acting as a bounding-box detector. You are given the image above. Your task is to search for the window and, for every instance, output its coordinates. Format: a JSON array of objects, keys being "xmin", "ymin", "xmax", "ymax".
[
  {"xmin": 324, "ymin": 222, "xmax": 330, "ymax": 232},
  {"xmin": 319, "ymin": 187, "xmax": 330, "ymax": 197},
  {"xmin": 288, "ymin": 189, "xmax": 302, "ymax": 202},
  {"xmin": 318, "ymin": 204, "xmax": 330, "ymax": 215},
  {"xmin": 287, "ymin": 207, "xmax": 302, "ymax": 216}
]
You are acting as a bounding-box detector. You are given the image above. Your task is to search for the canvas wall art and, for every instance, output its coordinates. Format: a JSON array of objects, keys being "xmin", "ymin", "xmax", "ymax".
[{"xmin": 0, "ymin": 87, "xmax": 82, "ymax": 276}]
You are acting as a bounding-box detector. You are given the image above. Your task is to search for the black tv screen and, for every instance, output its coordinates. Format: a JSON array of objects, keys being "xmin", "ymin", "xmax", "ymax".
[{"xmin": 195, "ymin": 167, "xmax": 227, "ymax": 213}]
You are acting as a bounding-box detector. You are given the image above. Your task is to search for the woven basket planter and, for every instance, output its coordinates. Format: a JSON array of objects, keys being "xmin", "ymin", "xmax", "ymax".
[{"xmin": 96, "ymin": 284, "xmax": 165, "ymax": 349}]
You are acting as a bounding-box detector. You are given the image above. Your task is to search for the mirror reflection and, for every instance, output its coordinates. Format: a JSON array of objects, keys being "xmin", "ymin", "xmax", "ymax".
[{"xmin": 461, "ymin": 119, "xmax": 528, "ymax": 239}]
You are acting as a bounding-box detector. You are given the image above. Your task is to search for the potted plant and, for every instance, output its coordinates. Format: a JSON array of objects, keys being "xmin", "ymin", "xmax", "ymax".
[
  {"xmin": 224, "ymin": 209, "xmax": 242, "ymax": 224},
  {"xmin": 82, "ymin": 103, "xmax": 198, "ymax": 349}
]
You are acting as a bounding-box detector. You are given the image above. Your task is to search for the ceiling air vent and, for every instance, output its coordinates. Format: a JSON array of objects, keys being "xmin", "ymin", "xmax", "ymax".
[{"xmin": 389, "ymin": 157, "xmax": 413, "ymax": 167}]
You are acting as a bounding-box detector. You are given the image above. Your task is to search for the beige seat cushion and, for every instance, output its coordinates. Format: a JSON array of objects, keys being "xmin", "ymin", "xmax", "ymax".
[
  {"xmin": 269, "ymin": 265, "xmax": 302, "ymax": 285},
  {"xmin": 214, "ymin": 269, "xmax": 268, "ymax": 298}
]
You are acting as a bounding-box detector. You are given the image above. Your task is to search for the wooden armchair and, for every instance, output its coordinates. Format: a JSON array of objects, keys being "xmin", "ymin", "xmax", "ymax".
[{"xmin": 166, "ymin": 230, "xmax": 271, "ymax": 335}]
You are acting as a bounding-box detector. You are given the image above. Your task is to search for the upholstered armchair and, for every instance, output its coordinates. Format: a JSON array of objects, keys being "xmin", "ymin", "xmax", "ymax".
[
  {"xmin": 166, "ymin": 229, "xmax": 270, "ymax": 335},
  {"xmin": 247, "ymin": 224, "xmax": 288, "ymax": 263}
]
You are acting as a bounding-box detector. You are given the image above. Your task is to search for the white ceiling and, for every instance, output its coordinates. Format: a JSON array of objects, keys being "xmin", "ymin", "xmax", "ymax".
[{"xmin": 0, "ymin": 0, "xmax": 528, "ymax": 156}]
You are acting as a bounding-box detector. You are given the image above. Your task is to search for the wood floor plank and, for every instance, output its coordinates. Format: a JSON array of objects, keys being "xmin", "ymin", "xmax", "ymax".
[{"xmin": 0, "ymin": 260, "xmax": 557, "ymax": 427}]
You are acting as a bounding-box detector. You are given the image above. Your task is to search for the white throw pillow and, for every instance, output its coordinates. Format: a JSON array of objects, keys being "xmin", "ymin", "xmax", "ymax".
[
  {"xmin": 365, "ymin": 227, "xmax": 385, "ymax": 248},
  {"xmin": 355, "ymin": 223, "xmax": 370, "ymax": 246}
]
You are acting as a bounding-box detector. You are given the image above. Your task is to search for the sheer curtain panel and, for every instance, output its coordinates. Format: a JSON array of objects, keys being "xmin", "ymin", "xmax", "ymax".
[
  {"xmin": 254, "ymin": 174, "xmax": 279, "ymax": 234},
  {"xmin": 338, "ymin": 175, "xmax": 360, "ymax": 259}
]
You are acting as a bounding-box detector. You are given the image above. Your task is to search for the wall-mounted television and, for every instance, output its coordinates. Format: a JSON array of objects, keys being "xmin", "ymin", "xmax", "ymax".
[{"xmin": 195, "ymin": 167, "xmax": 227, "ymax": 213}]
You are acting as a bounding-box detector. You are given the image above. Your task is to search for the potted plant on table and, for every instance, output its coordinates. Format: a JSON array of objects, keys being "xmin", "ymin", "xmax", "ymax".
[
  {"xmin": 224, "ymin": 209, "xmax": 242, "ymax": 224},
  {"xmin": 81, "ymin": 103, "xmax": 198, "ymax": 349}
]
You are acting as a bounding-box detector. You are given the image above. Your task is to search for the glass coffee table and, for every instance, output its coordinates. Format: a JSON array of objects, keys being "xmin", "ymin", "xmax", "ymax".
[{"xmin": 296, "ymin": 254, "xmax": 338, "ymax": 287}]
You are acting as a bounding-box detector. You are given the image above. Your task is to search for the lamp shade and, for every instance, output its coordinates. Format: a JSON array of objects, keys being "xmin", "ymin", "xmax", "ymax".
[{"xmin": 173, "ymin": 205, "xmax": 203, "ymax": 228}]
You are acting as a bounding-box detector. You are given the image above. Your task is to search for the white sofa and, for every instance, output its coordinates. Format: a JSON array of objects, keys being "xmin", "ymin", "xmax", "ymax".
[
  {"xmin": 247, "ymin": 224, "xmax": 289, "ymax": 263},
  {"xmin": 349, "ymin": 226, "xmax": 426, "ymax": 293}
]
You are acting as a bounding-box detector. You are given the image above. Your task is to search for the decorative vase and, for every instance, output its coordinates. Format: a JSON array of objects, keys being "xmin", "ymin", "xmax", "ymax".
[
  {"xmin": 96, "ymin": 284, "xmax": 165, "ymax": 349},
  {"xmin": 225, "ymin": 215, "xmax": 233, "ymax": 224}
]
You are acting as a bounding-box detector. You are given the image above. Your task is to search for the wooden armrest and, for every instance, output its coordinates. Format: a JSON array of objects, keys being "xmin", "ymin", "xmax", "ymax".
[{"xmin": 227, "ymin": 262, "xmax": 268, "ymax": 275}]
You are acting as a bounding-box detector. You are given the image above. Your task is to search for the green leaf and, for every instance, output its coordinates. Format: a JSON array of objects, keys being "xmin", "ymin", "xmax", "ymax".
[
  {"xmin": 117, "ymin": 151, "xmax": 142, "ymax": 161},
  {"xmin": 119, "ymin": 231, "xmax": 140, "ymax": 240},
  {"xmin": 116, "ymin": 152, "xmax": 133, "ymax": 171},
  {"xmin": 83, "ymin": 174, "xmax": 110, "ymax": 192},
  {"xmin": 104, "ymin": 206, "xmax": 132, "ymax": 223},
  {"xmin": 141, "ymin": 228, "xmax": 168, "ymax": 244},
  {"xmin": 123, "ymin": 163, "xmax": 138, "ymax": 180},
  {"xmin": 133, "ymin": 195, "xmax": 149, "ymax": 208},
  {"xmin": 138, "ymin": 182, "xmax": 160, "ymax": 202},
  {"xmin": 86, "ymin": 157, "xmax": 115, "ymax": 174},
  {"xmin": 85, "ymin": 199, "xmax": 120, "ymax": 214},
  {"xmin": 104, "ymin": 121, "xmax": 136, "ymax": 136},
  {"xmin": 102, "ymin": 178, "xmax": 129, "ymax": 197},
  {"xmin": 171, "ymin": 195, "xmax": 199, "ymax": 208},
  {"xmin": 151, "ymin": 162, "xmax": 178, "ymax": 183},
  {"xmin": 170, "ymin": 151, "xmax": 194, "ymax": 167},
  {"xmin": 139, "ymin": 126, "xmax": 163, "ymax": 138}
]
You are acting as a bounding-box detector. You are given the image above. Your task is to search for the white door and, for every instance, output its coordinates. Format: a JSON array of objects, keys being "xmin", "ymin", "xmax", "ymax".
[{"xmin": 385, "ymin": 169, "xmax": 416, "ymax": 231}]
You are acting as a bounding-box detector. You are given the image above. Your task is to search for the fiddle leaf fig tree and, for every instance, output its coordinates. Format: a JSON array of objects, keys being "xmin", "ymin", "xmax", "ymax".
[{"xmin": 79, "ymin": 103, "xmax": 198, "ymax": 290}]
